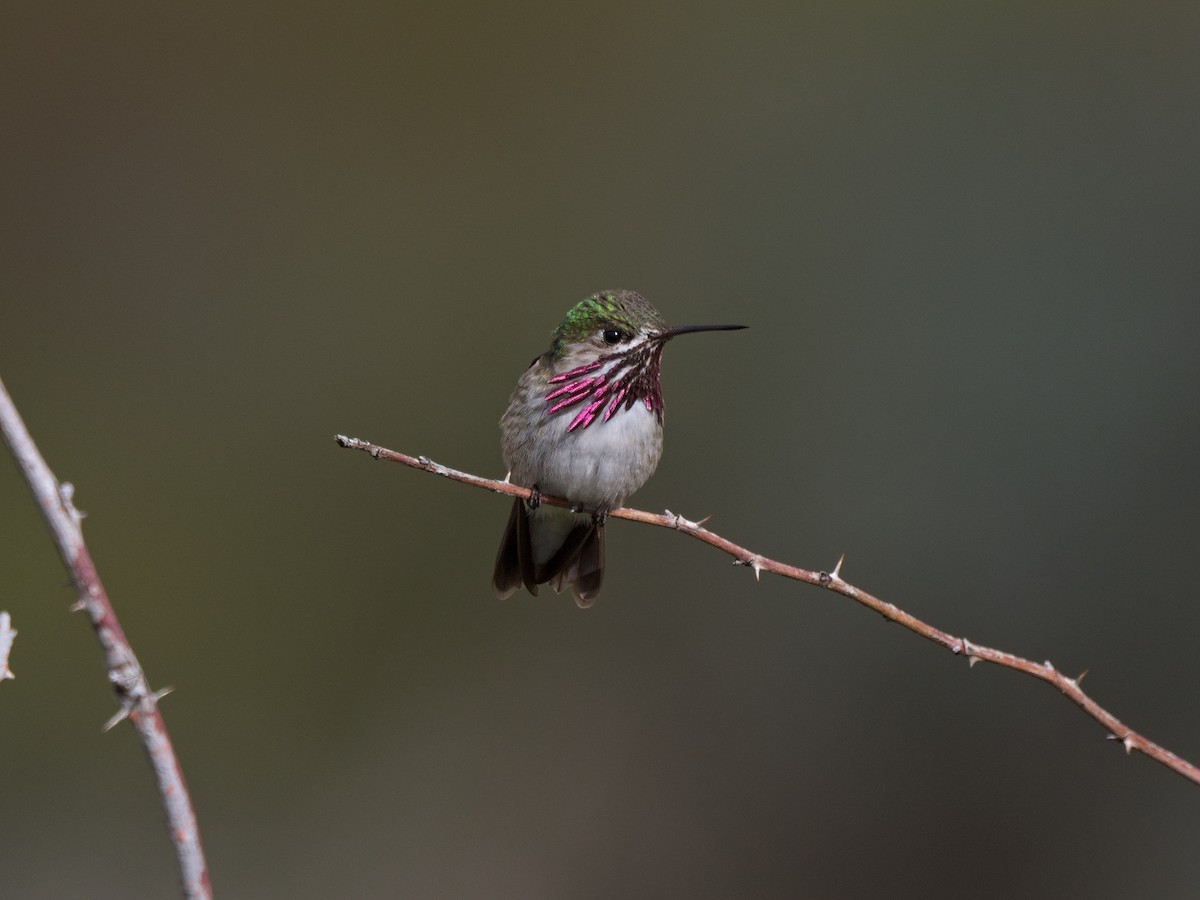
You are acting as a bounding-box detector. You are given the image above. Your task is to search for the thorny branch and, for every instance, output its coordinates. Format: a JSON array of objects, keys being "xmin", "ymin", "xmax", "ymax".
[
  {"xmin": 335, "ymin": 433, "xmax": 1200, "ymax": 787},
  {"xmin": 0, "ymin": 376, "xmax": 211, "ymax": 900},
  {"xmin": 0, "ymin": 612, "xmax": 15, "ymax": 682}
]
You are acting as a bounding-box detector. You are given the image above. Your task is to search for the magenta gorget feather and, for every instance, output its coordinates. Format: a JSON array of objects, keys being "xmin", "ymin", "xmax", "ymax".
[{"xmin": 543, "ymin": 340, "xmax": 666, "ymax": 432}]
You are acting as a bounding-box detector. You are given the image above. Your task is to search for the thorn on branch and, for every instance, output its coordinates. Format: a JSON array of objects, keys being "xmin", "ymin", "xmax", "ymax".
[
  {"xmin": 1107, "ymin": 733, "xmax": 1137, "ymax": 755},
  {"xmin": 958, "ymin": 637, "xmax": 981, "ymax": 667},
  {"xmin": 0, "ymin": 612, "xmax": 16, "ymax": 682},
  {"xmin": 60, "ymin": 481, "xmax": 86, "ymax": 528},
  {"xmin": 732, "ymin": 555, "xmax": 764, "ymax": 581},
  {"xmin": 664, "ymin": 509, "xmax": 707, "ymax": 530},
  {"xmin": 103, "ymin": 701, "xmax": 135, "ymax": 732},
  {"xmin": 102, "ymin": 684, "xmax": 173, "ymax": 732}
]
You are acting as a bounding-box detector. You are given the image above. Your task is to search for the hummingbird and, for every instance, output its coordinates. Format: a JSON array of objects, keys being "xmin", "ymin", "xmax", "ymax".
[{"xmin": 492, "ymin": 289, "xmax": 746, "ymax": 607}]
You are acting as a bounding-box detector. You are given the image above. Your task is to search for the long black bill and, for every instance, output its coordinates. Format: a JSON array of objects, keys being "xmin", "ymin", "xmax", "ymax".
[{"xmin": 659, "ymin": 323, "xmax": 748, "ymax": 340}]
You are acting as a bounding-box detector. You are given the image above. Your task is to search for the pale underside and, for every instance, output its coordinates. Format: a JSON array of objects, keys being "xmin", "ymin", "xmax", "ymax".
[{"xmin": 495, "ymin": 320, "xmax": 667, "ymax": 605}]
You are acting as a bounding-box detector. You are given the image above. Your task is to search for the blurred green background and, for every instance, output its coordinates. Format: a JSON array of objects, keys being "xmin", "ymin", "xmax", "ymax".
[{"xmin": 3, "ymin": 2, "xmax": 1199, "ymax": 897}]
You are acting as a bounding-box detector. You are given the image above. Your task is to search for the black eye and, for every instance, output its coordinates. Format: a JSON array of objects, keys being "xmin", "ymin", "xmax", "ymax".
[{"xmin": 602, "ymin": 328, "xmax": 624, "ymax": 345}]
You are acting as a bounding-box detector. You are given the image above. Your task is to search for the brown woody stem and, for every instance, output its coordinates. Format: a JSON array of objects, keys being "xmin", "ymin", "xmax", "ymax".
[
  {"xmin": 0, "ymin": 376, "xmax": 211, "ymax": 899},
  {"xmin": 335, "ymin": 433, "xmax": 1200, "ymax": 787}
]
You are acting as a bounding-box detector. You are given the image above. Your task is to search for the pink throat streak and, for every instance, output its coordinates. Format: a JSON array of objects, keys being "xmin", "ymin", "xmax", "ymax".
[{"xmin": 543, "ymin": 345, "xmax": 665, "ymax": 432}]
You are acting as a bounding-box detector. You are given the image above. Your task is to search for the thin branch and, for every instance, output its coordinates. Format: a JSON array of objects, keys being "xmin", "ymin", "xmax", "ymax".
[
  {"xmin": 0, "ymin": 612, "xmax": 15, "ymax": 682},
  {"xmin": 335, "ymin": 433, "xmax": 1200, "ymax": 787},
  {"xmin": 0, "ymin": 376, "xmax": 211, "ymax": 900}
]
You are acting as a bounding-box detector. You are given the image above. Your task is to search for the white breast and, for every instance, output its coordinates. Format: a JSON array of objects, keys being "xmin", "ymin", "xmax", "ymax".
[{"xmin": 535, "ymin": 400, "xmax": 663, "ymax": 508}]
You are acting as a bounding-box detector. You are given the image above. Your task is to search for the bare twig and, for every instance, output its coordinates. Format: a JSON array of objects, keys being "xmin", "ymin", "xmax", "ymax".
[
  {"xmin": 335, "ymin": 433, "xmax": 1200, "ymax": 787},
  {"xmin": 0, "ymin": 612, "xmax": 15, "ymax": 682},
  {"xmin": 0, "ymin": 376, "xmax": 211, "ymax": 899}
]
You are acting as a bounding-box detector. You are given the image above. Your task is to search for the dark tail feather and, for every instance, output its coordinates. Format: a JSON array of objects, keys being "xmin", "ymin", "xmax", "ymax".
[
  {"xmin": 568, "ymin": 522, "xmax": 605, "ymax": 608},
  {"xmin": 537, "ymin": 522, "xmax": 592, "ymax": 589},
  {"xmin": 514, "ymin": 498, "xmax": 538, "ymax": 595},
  {"xmin": 493, "ymin": 502, "xmax": 605, "ymax": 606},
  {"xmin": 493, "ymin": 498, "xmax": 535, "ymax": 599}
]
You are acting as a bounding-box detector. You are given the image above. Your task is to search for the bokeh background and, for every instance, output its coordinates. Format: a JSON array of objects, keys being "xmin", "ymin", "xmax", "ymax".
[{"xmin": 3, "ymin": 3, "xmax": 1199, "ymax": 897}]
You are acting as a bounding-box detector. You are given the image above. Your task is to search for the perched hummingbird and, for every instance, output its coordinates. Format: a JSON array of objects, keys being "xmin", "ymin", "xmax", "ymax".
[{"xmin": 492, "ymin": 289, "xmax": 746, "ymax": 607}]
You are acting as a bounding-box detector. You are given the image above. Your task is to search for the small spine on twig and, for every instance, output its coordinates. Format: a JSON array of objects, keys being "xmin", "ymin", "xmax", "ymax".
[{"xmin": 0, "ymin": 611, "xmax": 16, "ymax": 682}]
